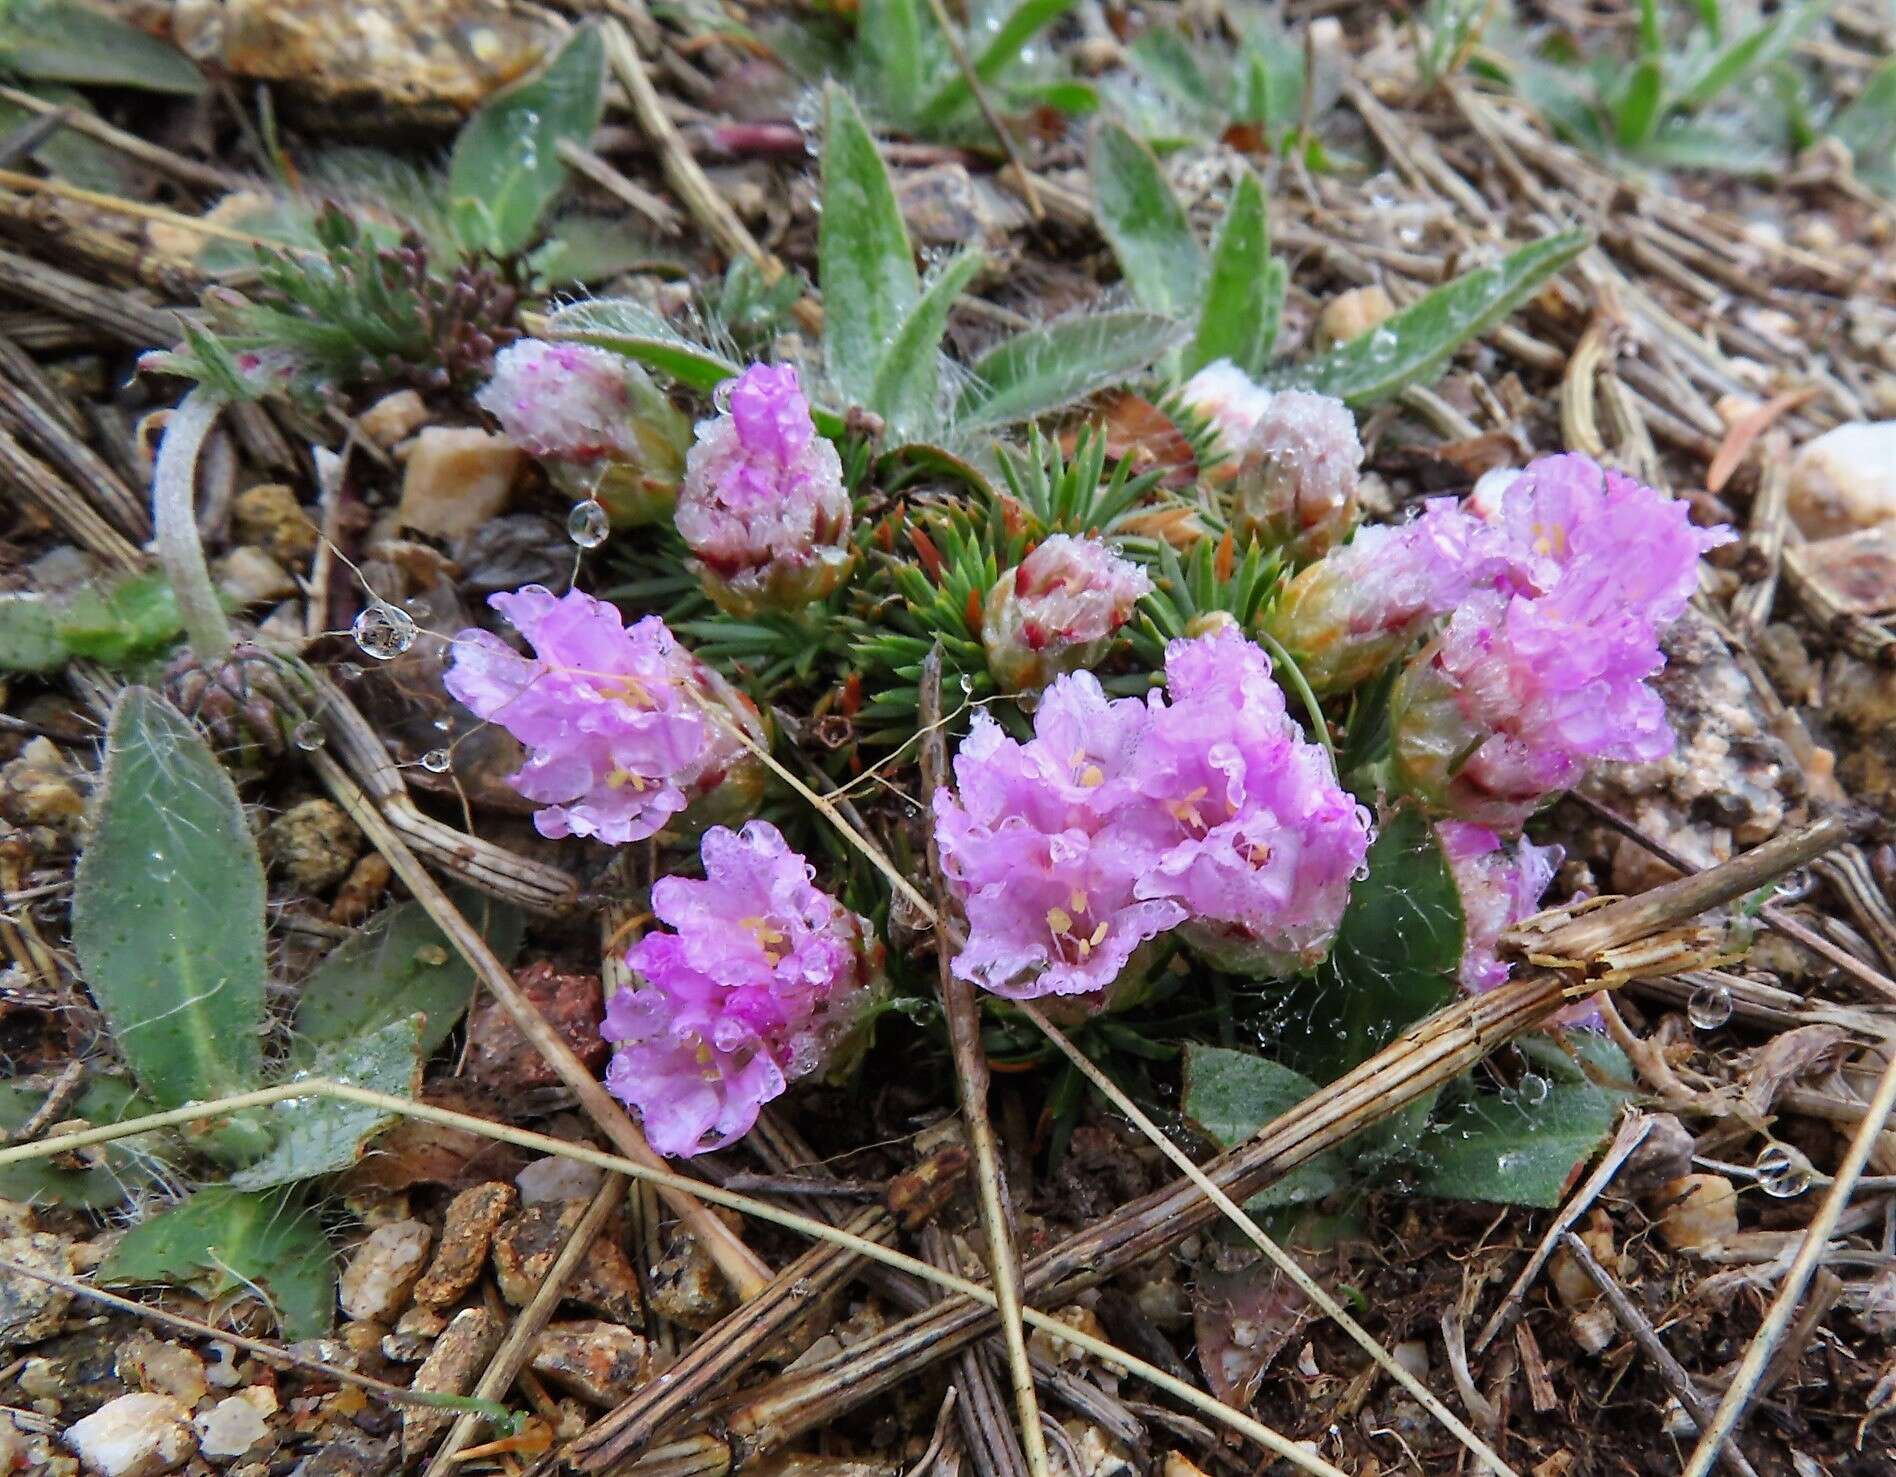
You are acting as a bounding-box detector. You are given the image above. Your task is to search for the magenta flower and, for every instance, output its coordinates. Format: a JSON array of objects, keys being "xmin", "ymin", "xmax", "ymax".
[
  {"xmin": 1178, "ymin": 360, "xmax": 1276, "ymax": 465},
  {"xmin": 1391, "ymin": 459, "xmax": 1731, "ymax": 830},
  {"xmin": 477, "ymin": 340, "xmax": 645, "ymax": 462},
  {"xmin": 1231, "ymin": 390, "xmax": 1364, "ymax": 562},
  {"xmin": 933, "ymin": 674, "xmax": 1186, "ymax": 1000},
  {"xmin": 1266, "ymin": 500, "xmax": 1509, "ymax": 693},
  {"xmin": 445, "ymin": 586, "xmax": 761, "ymax": 844},
  {"xmin": 1130, "ymin": 628, "xmax": 1373, "ymax": 975},
  {"xmin": 981, "ymin": 535, "xmax": 1153, "ymax": 693},
  {"xmin": 604, "ymin": 821, "xmax": 882, "ymax": 1156},
  {"xmin": 1438, "ymin": 820, "xmax": 1596, "ymax": 1025},
  {"xmin": 677, "ymin": 364, "xmax": 852, "ymax": 614}
]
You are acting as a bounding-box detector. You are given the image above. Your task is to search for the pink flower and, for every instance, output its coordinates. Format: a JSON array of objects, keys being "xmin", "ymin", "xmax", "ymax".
[
  {"xmin": 981, "ymin": 535, "xmax": 1153, "ymax": 693},
  {"xmin": 476, "ymin": 340, "xmax": 644, "ymax": 462},
  {"xmin": 445, "ymin": 587, "xmax": 760, "ymax": 844},
  {"xmin": 932, "ymin": 629, "xmax": 1371, "ymax": 996},
  {"xmin": 1392, "ymin": 459, "xmax": 1732, "ymax": 830},
  {"xmin": 678, "ymin": 364, "xmax": 852, "ymax": 613},
  {"xmin": 604, "ymin": 821, "xmax": 882, "ymax": 1156},
  {"xmin": 1231, "ymin": 390, "xmax": 1364, "ymax": 562},
  {"xmin": 1178, "ymin": 360, "xmax": 1275, "ymax": 464},
  {"xmin": 1438, "ymin": 820, "xmax": 1595, "ymax": 1025},
  {"xmin": 934, "ymin": 674, "xmax": 1186, "ymax": 1000},
  {"xmin": 1130, "ymin": 628, "xmax": 1373, "ymax": 974}
]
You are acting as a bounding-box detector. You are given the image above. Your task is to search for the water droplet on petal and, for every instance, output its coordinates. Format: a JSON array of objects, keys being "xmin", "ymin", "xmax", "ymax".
[
  {"xmin": 292, "ymin": 721, "xmax": 326, "ymax": 752},
  {"xmin": 1687, "ymin": 982, "xmax": 1732, "ymax": 1030},
  {"xmin": 567, "ymin": 499, "xmax": 610, "ymax": 549},
  {"xmin": 1755, "ymin": 1142, "xmax": 1812, "ymax": 1198},
  {"xmin": 420, "ymin": 747, "xmax": 451, "ymax": 773},
  {"xmin": 713, "ymin": 381, "xmax": 735, "ymax": 415},
  {"xmin": 352, "ymin": 601, "xmax": 416, "ymax": 661}
]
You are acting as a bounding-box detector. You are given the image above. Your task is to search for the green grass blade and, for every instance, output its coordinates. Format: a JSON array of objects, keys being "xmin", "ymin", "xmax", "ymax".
[
  {"xmin": 869, "ymin": 248, "xmax": 986, "ymax": 440},
  {"xmin": 821, "ymin": 82, "xmax": 921, "ymax": 406},
  {"xmin": 914, "ymin": 0, "xmax": 1079, "ymax": 129},
  {"xmin": 1186, "ymin": 168, "xmax": 1272, "ymax": 376},
  {"xmin": 1089, "ymin": 120, "xmax": 1206, "ymax": 318}
]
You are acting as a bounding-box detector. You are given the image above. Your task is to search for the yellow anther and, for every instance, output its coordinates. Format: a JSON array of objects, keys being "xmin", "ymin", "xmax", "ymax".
[
  {"xmin": 1046, "ymin": 906, "xmax": 1073, "ymax": 936},
  {"xmin": 1070, "ymin": 889, "xmax": 1088, "ymax": 914},
  {"xmin": 1079, "ymin": 765, "xmax": 1105, "ymax": 788}
]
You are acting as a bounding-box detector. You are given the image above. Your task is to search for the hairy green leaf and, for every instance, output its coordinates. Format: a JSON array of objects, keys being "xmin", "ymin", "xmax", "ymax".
[
  {"xmin": 0, "ymin": 594, "xmax": 64, "ymax": 674},
  {"xmin": 73, "ymin": 688, "xmax": 266, "ymax": 1110},
  {"xmin": 1127, "ymin": 27, "xmax": 1221, "ymax": 126},
  {"xmin": 1187, "ymin": 168, "xmax": 1273, "ymax": 376},
  {"xmin": 869, "ymin": 248, "xmax": 985, "ymax": 440},
  {"xmin": 0, "ymin": 0, "xmax": 203, "ymax": 93},
  {"xmin": 1832, "ymin": 57, "xmax": 1896, "ymax": 195},
  {"xmin": 100, "ymin": 1187, "xmax": 334, "ymax": 1339},
  {"xmin": 0, "ymin": 1077, "xmax": 162, "ymax": 1209},
  {"xmin": 1182, "ymin": 1045, "xmax": 1346, "ymax": 1209},
  {"xmin": 1411, "ymin": 1039, "xmax": 1634, "ymax": 1208},
  {"xmin": 1090, "ymin": 121, "xmax": 1205, "ymax": 318},
  {"xmin": 1614, "ymin": 58, "xmax": 1665, "ymax": 148},
  {"xmin": 914, "ymin": 0, "xmax": 1078, "ymax": 129},
  {"xmin": 821, "ymin": 82, "xmax": 919, "ymax": 405},
  {"xmin": 954, "ymin": 311, "xmax": 1187, "ymax": 429},
  {"xmin": 1281, "ymin": 229, "xmax": 1588, "ymax": 407},
  {"xmin": 294, "ymin": 895, "xmax": 523, "ymax": 1060},
  {"xmin": 230, "ymin": 1018, "xmax": 424, "ymax": 1192},
  {"xmin": 448, "ymin": 22, "xmax": 606, "ymax": 255},
  {"xmin": 859, "ymin": 0, "xmax": 925, "ymax": 118},
  {"xmin": 550, "ymin": 298, "xmax": 744, "ymax": 394}
]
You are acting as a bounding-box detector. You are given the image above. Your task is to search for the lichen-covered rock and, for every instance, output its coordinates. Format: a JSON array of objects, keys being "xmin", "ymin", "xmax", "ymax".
[
  {"xmin": 0, "ymin": 1200, "xmax": 73, "ymax": 1348},
  {"xmin": 413, "ymin": 1182, "xmax": 517, "ymax": 1310},
  {"xmin": 401, "ymin": 1307, "xmax": 502, "ymax": 1464},
  {"xmin": 267, "ymin": 798, "xmax": 365, "ymax": 895},
  {"xmin": 117, "ymin": 1332, "xmax": 208, "ymax": 1406},
  {"xmin": 464, "ymin": 963, "xmax": 606, "ymax": 1097},
  {"xmin": 492, "ymin": 1202, "xmax": 641, "ymax": 1323},
  {"xmin": 528, "ymin": 1321, "xmax": 650, "ymax": 1405},
  {"xmin": 1584, "ymin": 608, "xmax": 1803, "ymax": 891},
  {"xmin": 648, "ymin": 1226, "xmax": 736, "ymax": 1331},
  {"xmin": 338, "ymin": 1220, "xmax": 432, "ymax": 1323}
]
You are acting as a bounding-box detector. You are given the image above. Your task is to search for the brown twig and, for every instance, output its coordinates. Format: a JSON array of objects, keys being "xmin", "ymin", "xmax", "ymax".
[
  {"xmin": 0, "ymin": 83, "xmax": 245, "ymax": 194},
  {"xmin": 1560, "ymin": 1233, "xmax": 1758, "ymax": 1477},
  {"xmin": 919, "ymin": 648, "xmax": 1049, "ymax": 1477},
  {"xmin": 921, "ymin": 0, "xmax": 1044, "ymax": 221}
]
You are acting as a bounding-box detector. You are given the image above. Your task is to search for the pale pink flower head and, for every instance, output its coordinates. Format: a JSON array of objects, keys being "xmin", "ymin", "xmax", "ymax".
[
  {"xmin": 1178, "ymin": 359, "xmax": 1275, "ymax": 468},
  {"xmin": 1438, "ymin": 820, "xmax": 1595, "ymax": 1025},
  {"xmin": 981, "ymin": 535, "xmax": 1153, "ymax": 693},
  {"xmin": 445, "ymin": 586, "xmax": 761, "ymax": 844},
  {"xmin": 605, "ymin": 821, "xmax": 882, "ymax": 1156},
  {"xmin": 1231, "ymin": 390, "xmax": 1364, "ymax": 562},
  {"xmin": 477, "ymin": 340, "xmax": 645, "ymax": 462},
  {"xmin": 677, "ymin": 363, "xmax": 852, "ymax": 614},
  {"xmin": 1130, "ymin": 627, "xmax": 1373, "ymax": 975},
  {"xmin": 933, "ymin": 673, "xmax": 1186, "ymax": 1001},
  {"xmin": 1266, "ymin": 500, "xmax": 1512, "ymax": 694}
]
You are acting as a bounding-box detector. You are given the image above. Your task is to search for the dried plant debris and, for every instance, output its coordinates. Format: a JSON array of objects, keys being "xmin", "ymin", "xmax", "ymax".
[{"xmin": 0, "ymin": 3, "xmax": 1894, "ymax": 1475}]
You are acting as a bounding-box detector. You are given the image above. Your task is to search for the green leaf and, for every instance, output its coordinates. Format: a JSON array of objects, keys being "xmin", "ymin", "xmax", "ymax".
[
  {"xmin": 1635, "ymin": 0, "xmax": 1662, "ymax": 57},
  {"xmin": 954, "ymin": 310, "xmax": 1187, "ymax": 429},
  {"xmin": 1276, "ymin": 806, "xmax": 1463, "ymax": 1081},
  {"xmin": 72, "ymin": 689, "xmax": 266, "ymax": 1110},
  {"xmin": 1089, "ymin": 121, "xmax": 1205, "ymax": 319},
  {"xmin": 859, "ymin": 0, "xmax": 925, "ymax": 120},
  {"xmin": 0, "ymin": 594, "xmax": 65, "ymax": 674},
  {"xmin": 1187, "ymin": 169, "xmax": 1272, "ymax": 377},
  {"xmin": 1411, "ymin": 1039, "xmax": 1634, "ymax": 1208},
  {"xmin": 868, "ymin": 248, "xmax": 985, "ymax": 440},
  {"xmin": 1182, "ymin": 1045, "xmax": 1346, "ymax": 1209},
  {"xmin": 230, "ymin": 1018, "xmax": 424, "ymax": 1192},
  {"xmin": 0, "ymin": 0, "xmax": 203, "ymax": 93},
  {"xmin": 1676, "ymin": 20, "xmax": 1777, "ymax": 109},
  {"xmin": 1281, "ymin": 229, "xmax": 1588, "ymax": 408},
  {"xmin": 0, "ymin": 1078, "xmax": 162, "ymax": 1209},
  {"xmin": 1128, "ymin": 27, "xmax": 1221, "ymax": 126},
  {"xmin": 447, "ymin": 22, "xmax": 606, "ymax": 256},
  {"xmin": 293, "ymin": 895, "xmax": 523, "ymax": 1061},
  {"xmin": 914, "ymin": 0, "xmax": 1078, "ymax": 130},
  {"xmin": 1832, "ymin": 57, "xmax": 1896, "ymax": 195},
  {"xmin": 550, "ymin": 299, "xmax": 744, "ymax": 395},
  {"xmin": 0, "ymin": 84, "xmax": 136, "ymax": 193},
  {"xmin": 1613, "ymin": 59, "xmax": 1666, "ymax": 148},
  {"xmin": 100, "ymin": 1187, "xmax": 334, "ymax": 1339},
  {"xmin": 55, "ymin": 571, "xmax": 197, "ymax": 666},
  {"xmin": 821, "ymin": 82, "xmax": 920, "ymax": 406}
]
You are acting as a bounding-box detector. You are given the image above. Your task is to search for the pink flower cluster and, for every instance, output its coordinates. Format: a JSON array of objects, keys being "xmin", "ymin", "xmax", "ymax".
[
  {"xmin": 476, "ymin": 340, "xmax": 645, "ymax": 462},
  {"xmin": 933, "ymin": 626, "xmax": 1373, "ymax": 998},
  {"xmin": 981, "ymin": 534, "xmax": 1152, "ymax": 693},
  {"xmin": 445, "ymin": 587, "xmax": 759, "ymax": 844},
  {"xmin": 1391, "ymin": 456, "xmax": 1731, "ymax": 830},
  {"xmin": 605, "ymin": 822, "xmax": 881, "ymax": 1157},
  {"xmin": 678, "ymin": 364, "xmax": 852, "ymax": 613},
  {"xmin": 1439, "ymin": 820, "xmax": 1597, "ymax": 1024}
]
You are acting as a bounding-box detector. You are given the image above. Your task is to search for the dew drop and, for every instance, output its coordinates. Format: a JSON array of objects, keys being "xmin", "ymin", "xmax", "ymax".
[
  {"xmin": 713, "ymin": 380, "xmax": 735, "ymax": 415},
  {"xmin": 567, "ymin": 499, "xmax": 610, "ymax": 549},
  {"xmin": 1518, "ymin": 1072, "xmax": 1549, "ymax": 1107},
  {"xmin": 1774, "ymin": 867, "xmax": 1814, "ymax": 902},
  {"xmin": 1755, "ymin": 1142, "xmax": 1812, "ymax": 1198},
  {"xmin": 288, "ymin": 721, "xmax": 324, "ymax": 751},
  {"xmin": 433, "ymin": 715, "xmax": 453, "ymax": 732},
  {"xmin": 1687, "ymin": 982, "xmax": 1732, "ymax": 1030},
  {"xmin": 337, "ymin": 661, "xmax": 364, "ymax": 681},
  {"xmin": 352, "ymin": 601, "xmax": 416, "ymax": 661},
  {"xmin": 420, "ymin": 747, "xmax": 451, "ymax": 773}
]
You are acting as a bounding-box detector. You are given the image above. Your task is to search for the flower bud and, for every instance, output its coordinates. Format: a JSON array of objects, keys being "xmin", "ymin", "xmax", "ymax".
[
  {"xmin": 981, "ymin": 534, "xmax": 1152, "ymax": 694},
  {"xmin": 678, "ymin": 363, "xmax": 853, "ymax": 615},
  {"xmin": 1177, "ymin": 359, "xmax": 1274, "ymax": 469},
  {"xmin": 476, "ymin": 340, "xmax": 692, "ymax": 525},
  {"xmin": 1229, "ymin": 390, "xmax": 1362, "ymax": 562}
]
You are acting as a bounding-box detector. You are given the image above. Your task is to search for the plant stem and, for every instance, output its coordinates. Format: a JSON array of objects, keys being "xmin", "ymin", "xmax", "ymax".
[{"xmin": 152, "ymin": 385, "xmax": 236, "ymax": 665}]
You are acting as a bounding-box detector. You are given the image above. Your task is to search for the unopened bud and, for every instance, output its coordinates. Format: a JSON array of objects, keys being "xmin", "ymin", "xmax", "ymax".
[
  {"xmin": 1229, "ymin": 390, "xmax": 1362, "ymax": 562},
  {"xmin": 981, "ymin": 534, "xmax": 1151, "ymax": 693}
]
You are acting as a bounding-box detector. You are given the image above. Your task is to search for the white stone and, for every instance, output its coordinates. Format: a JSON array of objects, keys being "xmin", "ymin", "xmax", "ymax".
[
  {"xmin": 396, "ymin": 427, "xmax": 523, "ymax": 539},
  {"xmin": 213, "ymin": 546, "xmax": 297, "ymax": 605},
  {"xmin": 359, "ymin": 389, "xmax": 428, "ymax": 449},
  {"xmin": 337, "ymin": 1219, "xmax": 431, "ymax": 1322},
  {"xmin": 1788, "ymin": 421, "xmax": 1896, "ymax": 539},
  {"xmin": 515, "ymin": 1155, "xmax": 605, "ymax": 1206},
  {"xmin": 63, "ymin": 1393, "xmax": 196, "ymax": 1477},
  {"xmin": 193, "ymin": 1391, "xmax": 274, "ymax": 1460}
]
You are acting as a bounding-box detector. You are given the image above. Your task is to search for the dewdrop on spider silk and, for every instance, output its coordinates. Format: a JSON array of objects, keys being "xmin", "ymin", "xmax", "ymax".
[
  {"xmin": 291, "ymin": 721, "xmax": 326, "ymax": 752},
  {"xmin": 420, "ymin": 748, "xmax": 452, "ymax": 773},
  {"xmin": 567, "ymin": 500, "xmax": 610, "ymax": 549},
  {"xmin": 352, "ymin": 601, "xmax": 417, "ymax": 661},
  {"xmin": 1755, "ymin": 1142, "xmax": 1813, "ymax": 1198},
  {"xmin": 1687, "ymin": 981, "xmax": 1733, "ymax": 1030}
]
